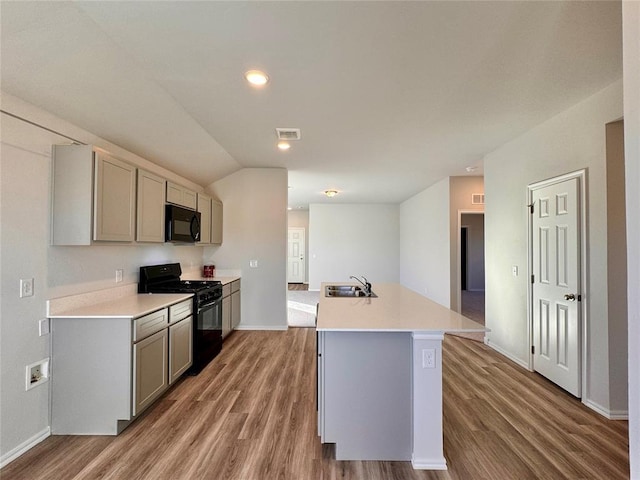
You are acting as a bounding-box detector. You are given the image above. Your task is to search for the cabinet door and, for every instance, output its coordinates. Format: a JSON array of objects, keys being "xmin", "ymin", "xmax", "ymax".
[
  {"xmin": 166, "ymin": 182, "xmax": 183, "ymax": 206},
  {"xmin": 169, "ymin": 316, "xmax": 193, "ymax": 384},
  {"xmin": 137, "ymin": 170, "xmax": 166, "ymax": 242},
  {"xmin": 231, "ymin": 290, "xmax": 241, "ymax": 330},
  {"xmin": 94, "ymin": 153, "xmax": 136, "ymax": 242},
  {"xmin": 197, "ymin": 193, "xmax": 212, "ymax": 244},
  {"xmin": 133, "ymin": 329, "xmax": 168, "ymax": 416},
  {"xmin": 166, "ymin": 182, "xmax": 197, "ymax": 209},
  {"xmin": 211, "ymin": 200, "xmax": 223, "ymax": 245},
  {"xmin": 183, "ymin": 189, "xmax": 197, "ymax": 210},
  {"xmin": 222, "ymin": 295, "xmax": 231, "ymax": 338}
]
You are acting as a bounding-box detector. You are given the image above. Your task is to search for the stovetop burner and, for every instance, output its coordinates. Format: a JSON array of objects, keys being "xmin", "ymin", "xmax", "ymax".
[{"xmin": 138, "ymin": 263, "xmax": 221, "ymax": 295}]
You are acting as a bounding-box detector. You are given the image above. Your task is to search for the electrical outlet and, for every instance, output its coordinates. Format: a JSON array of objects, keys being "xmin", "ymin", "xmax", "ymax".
[
  {"xmin": 20, "ymin": 278, "xmax": 34, "ymax": 298},
  {"xmin": 422, "ymin": 349, "xmax": 436, "ymax": 369},
  {"xmin": 26, "ymin": 358, "xmax": 49, "ymax": 391},
  {"xmin": 115, "ymin": 269, "xmax": 123, "ymax": 283}
]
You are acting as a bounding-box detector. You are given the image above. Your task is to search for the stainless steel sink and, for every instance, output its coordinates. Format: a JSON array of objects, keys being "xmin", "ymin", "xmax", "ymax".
[{"xmin": 325, "ymin": 285, "xmax": 377, "ymax": 298}]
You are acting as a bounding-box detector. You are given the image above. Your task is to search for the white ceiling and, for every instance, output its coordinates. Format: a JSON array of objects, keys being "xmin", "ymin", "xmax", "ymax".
[{"xmin": 0, "ymin": 1, "xmax": 622, "ymax": 209}]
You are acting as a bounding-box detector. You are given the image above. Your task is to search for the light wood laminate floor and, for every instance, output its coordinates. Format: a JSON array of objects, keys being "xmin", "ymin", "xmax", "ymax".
[{"xmin": 1, "ymin": 330, "xmax": 629, "ymax": 479}]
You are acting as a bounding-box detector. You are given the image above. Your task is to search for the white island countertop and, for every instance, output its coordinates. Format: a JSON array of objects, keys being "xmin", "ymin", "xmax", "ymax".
[
  {"xmin": 317, "ymin": 282, "xmax": 487, "ymax": 333},
  {"xmin": 48, "ymin": 293, "xmax": 193, "ymax": 319}
]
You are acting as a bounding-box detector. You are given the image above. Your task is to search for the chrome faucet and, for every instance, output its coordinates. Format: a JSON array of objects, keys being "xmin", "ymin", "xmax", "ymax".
[{"xmin": 349, "ymin": 275, "xmax": 372, "ymax": 296}]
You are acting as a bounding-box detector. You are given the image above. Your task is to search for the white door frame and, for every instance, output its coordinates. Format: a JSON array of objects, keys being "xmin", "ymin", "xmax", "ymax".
[
  {"xmin": 527, "ymin": 169, "xmax": 588, "ymax": 399},
  {"xmin": 456, "ymin": 210, "xmax": 484, "ymax": 314}
]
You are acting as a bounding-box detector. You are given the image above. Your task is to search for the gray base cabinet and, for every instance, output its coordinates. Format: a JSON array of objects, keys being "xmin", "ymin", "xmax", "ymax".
[
  {"xmin": 51, "ymin": 299, "xmax": 192, "ymax": 435},
  {"xmin": 222, "ymin": 295, "xmax": 232, "ymax": 338},
  {"xmin": 222, "ymin": 280, "xmax": 241, "ymax": 338},
  {"xmin": 231, "ymin": 287, "xmax": 241, "ymax": 330}
]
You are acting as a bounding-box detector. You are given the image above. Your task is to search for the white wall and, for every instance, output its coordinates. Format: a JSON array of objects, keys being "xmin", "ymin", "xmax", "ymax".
[
  {"xmin": 623, "ymin": 1, "xmax": 640, "ymax": 475},
  {"xmin": 308, "ymin": 204, "xmax": 399, "ymax": 290},
  {"xmin": 483, "ymin": 79, "xmax": 625, "ymax": 414},
  {"xmin": 399, "ymin": 178, "xmax": 450, "ymax": 307},
  {"xmin": 0, "ymin": 93, "xmax": 211, "ymax": 464},
  {"xmin": 205, "ymin": 168, "xmax": 288, "ymax": 329},
  {"xmin": 287, "ymin": 210, "xmax": 310, "ymax": 283}
]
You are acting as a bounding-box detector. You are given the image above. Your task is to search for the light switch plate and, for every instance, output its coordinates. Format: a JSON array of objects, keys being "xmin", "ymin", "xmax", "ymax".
[
  {"xmin": 249, "ymin": 260, "xmax": 258, "ymax": 268},
  {"xmin": 39, "ymin": 318, "xmax": 50, "ymax": 336}
]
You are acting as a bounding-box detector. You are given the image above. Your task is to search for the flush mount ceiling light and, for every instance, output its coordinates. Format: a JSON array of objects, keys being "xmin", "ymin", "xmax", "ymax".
[
  {"xmin": 324, "ymin": 189, "xmax": 339, "ymax": 198},
  {"xmin": 245, "ymin": 70, "xmax": 269, "ymax": 86},
  {"xmin": 277, "ymin": 141, "xmax": 291, "ymax": 151},
  {"xmin": 466, "ymin": 166, "xmax": 478, "ymax": 172}
]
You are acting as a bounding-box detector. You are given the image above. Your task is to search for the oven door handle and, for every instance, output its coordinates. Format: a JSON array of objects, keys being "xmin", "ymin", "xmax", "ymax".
[{"xmin": 198, "ymin": 299, "xmax": 221, "ymax": 311}]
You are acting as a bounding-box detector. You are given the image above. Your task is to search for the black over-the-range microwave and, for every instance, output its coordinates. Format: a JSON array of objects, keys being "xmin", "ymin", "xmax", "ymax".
[{"xmin": 165, "ymin": 204, "xmax": 201, "ymax": 243}]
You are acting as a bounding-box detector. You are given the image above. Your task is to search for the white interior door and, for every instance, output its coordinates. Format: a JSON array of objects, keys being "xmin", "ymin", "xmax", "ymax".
[
  {"xmin": 531, "ymin": 177, "xmax": 581, "ymax": 397},
  {"xmin": 288, "ymin": 227, "xmax": 305, "ymax": 283}
]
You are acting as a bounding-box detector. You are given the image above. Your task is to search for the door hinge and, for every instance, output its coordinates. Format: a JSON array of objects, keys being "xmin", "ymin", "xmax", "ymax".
[
  {"xmin": 531, "ymin": 345, "xmax": 535, "ymax": 355},
  {"xmin": 528, "ymin": 203, "xmax": 534, "ymax": 214},
  {"xmin": 531, "ymin": 274, "xmax": 535, "ymax": 284}
]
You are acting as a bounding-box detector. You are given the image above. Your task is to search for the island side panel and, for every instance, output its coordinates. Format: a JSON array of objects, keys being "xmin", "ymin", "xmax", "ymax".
[
  {"xmin": 51, "ymin": 317, "xmax": 132, "ymax": 434},
  {"xmin": 322, "ymin": 331, "xmax": 412, "ymax": 461},
  {"xmin": 411, "ymin": 332, "xmax": 447, "ymax": 470}
]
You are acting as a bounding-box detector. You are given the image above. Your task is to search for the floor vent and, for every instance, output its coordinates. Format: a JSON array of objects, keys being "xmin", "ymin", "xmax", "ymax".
[
  {"xmin": 276, "ymin": 128, "xmax": 301, "ymax": 140},
  {"xmin": 472, "ymin": 193, "xmax": 485, "ymax": 205}
]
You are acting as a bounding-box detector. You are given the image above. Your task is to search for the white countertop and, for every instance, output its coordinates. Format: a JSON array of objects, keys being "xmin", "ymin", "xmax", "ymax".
[
  {"xmin": 316, "ymin": 282, "xmax": 488, "ymax": 333},
  {"xmin": 48, "ymin": 293, "xmax": 193, "ymax": 319}
]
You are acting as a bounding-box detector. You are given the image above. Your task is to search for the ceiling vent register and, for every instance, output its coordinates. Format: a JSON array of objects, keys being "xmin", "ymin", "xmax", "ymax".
[
  {"xmin": 276, "ymin": 128, "xmax": 301, "ymax": 141},
  {"xmin": 471, "ymin": 193, "xmax": 485, "ymax": 205}
]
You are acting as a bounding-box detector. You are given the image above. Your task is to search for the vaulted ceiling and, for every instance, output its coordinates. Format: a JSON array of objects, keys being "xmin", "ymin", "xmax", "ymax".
[{"xmin": 0, "ymin": 1, "xmax": 622, "ymax": 208}]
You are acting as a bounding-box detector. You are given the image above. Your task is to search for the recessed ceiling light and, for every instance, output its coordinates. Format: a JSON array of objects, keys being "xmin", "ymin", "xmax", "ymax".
[
  {"xmin": 287, "ymin": 207, "xmax": 292, "ymax": 211},
  {"xmin": 324, "ymin": 189, "xmax": 339, "ymax": 198},
  {"xmin": 245, "ymin": 70, "xmax": 269, "ymax": 86},
  {"xmin": 278, "ymin": 141, "xmax": 291, "ymax": 151}
]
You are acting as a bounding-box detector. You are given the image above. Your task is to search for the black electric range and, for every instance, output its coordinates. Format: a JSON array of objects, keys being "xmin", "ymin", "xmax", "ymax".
[{"xmin": 139, "ymin": 263, "xmax": 223, "ymax": 373}]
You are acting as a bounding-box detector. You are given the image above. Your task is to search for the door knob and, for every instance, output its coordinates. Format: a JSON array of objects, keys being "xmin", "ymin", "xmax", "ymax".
[{"xmin": 564, "ymin": 293, "xmax": 576, "ymax": 301}]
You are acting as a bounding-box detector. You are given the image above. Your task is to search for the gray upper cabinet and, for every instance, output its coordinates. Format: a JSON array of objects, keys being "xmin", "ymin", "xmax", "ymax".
[
  {"xmin": 197, "ymin": 193, "xmax": 212, "ymax": 244},
  {"xmin": 211, "ymin": 199, "xmax": 223, "ymax": 245},
  {"xmin": 166, "ymin": 181, "xmax": 197, "ymax": 210},
  {"xmin": 52, "ymin": 145, "xmax": 136, "ymax": 245},
  {"xmin": 136, "ymin": 169, "xmax": 166, "ymax": 243}
]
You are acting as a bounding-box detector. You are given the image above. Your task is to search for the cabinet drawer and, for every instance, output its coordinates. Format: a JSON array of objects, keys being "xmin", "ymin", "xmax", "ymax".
[
  {"xmin": 231, "ymin": 279, "xmax": 241, "ymax": 293},
  {"xmin": 222, "ymin": 283, "xmax": 231, "ymax": 297},
  {"xmin": 169, "ymin": 299, "xmax": 193, "ymax": 324},
  {"xmin": 134, "ymin": 308, "xmax": 168, "ymax": 342}
]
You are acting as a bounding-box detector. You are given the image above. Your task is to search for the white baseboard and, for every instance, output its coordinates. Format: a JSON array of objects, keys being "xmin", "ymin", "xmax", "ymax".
[
  {"xmin": 0, "ymin": 427, "xmax": 50, "ymax": 468},
  {"xmin": 583, "ymin": 399, "xmax": 629, "ymax": 420},
  {"xmin": 411, "ymin": 456, "xmax": 447, "ymax": 470},
  {"xmin": 484, "ymin": 339, "xmax": 531, "ymax": 370},
  {"xmin": 234, "ymin": 325, "xmax": 288, "ymax": 331}
]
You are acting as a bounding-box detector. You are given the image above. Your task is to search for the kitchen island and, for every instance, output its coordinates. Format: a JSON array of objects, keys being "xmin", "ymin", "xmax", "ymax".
[{"xmin": 316, "ymin": 282, "xmax": 487, "ymax": 470}]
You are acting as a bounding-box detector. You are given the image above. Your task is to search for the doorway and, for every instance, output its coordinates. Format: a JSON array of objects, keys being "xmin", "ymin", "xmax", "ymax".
[
  {"xmin": 528, "ymin": 170, "xmax": 586, "ymax": 398},
  {"xmin": 459, "ymin": 213, "xmax": 485, "ymax": 324}
]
